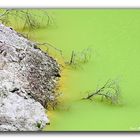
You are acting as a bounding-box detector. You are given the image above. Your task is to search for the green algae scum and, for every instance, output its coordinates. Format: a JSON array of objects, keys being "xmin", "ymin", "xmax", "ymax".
[{"xmin": 2, "ymin": 9, "xmax": 140, "ymax": 131}]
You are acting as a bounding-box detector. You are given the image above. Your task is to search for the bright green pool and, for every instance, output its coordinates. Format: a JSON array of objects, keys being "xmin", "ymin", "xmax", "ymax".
[{"xmin": 11, "ymin": 9, "xmax": 140, "ymax": 131}]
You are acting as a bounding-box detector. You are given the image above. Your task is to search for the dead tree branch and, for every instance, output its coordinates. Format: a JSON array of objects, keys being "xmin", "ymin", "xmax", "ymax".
[
  {"xmin": 0, "ymin": 9, "xmax": 53, "ymax": 30},
  {"xmin": 66, "ymin": 47, "xmax": 92, "ymax": 67},
  {"xmin": 36, "ymin": 42, "xmax": 64, "ymax": 59},
  {"xmin": 82, "ymin": 79, "xmax": 121, "ymax": 104},
  {"xmin": 0, "ymin": 9, "xmax": 11, "ymax": 17},
  {"xmin": 69, "ymin": 50, "xmax": 75, "ymax": 65}
]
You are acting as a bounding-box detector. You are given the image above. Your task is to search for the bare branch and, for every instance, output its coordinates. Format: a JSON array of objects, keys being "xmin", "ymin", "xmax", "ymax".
[
  {"xmin": 0, "ymin": 9, "xmax": 53, "ymax": 31},
  {"xmin": 36, "ymin": 42, "xmax": 64, "ymax": 59},
  {"xmin": 0, "ymin": 9, "xmax": 12, "ymax": 17},
  {"xmin": 66, "ymin": 47, "xmax": 92, "ymax": 67},
  {"xmin": 69, "ymin": 50, "xmax": 75, "ymax": 65},
  {"xmin": 82, "ymin": 80, "xmax": 121, "ymax": 104}
]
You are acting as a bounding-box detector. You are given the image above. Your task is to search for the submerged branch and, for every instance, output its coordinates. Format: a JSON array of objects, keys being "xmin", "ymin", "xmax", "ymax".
[
  {"xmin": 82, "ymin": 79, "xmax": 121, "ymax": 104},
  {"xmin": 36, "ymin": 42, "xmax": 64, "ymax": 59},
  {"xmin": 69, "ymin": 50, "xmax": 75, "ymax": 65},
  {"xmin": 0, "ymin": 9, "xmax": 53, "ymax": 31},
  {"xmin": 0, "ymin": 9, "xmax": 11, "ymax": 17},
  {"xmin": 66, "ymin": 47, "xmax": 92, "ymax": 67}
]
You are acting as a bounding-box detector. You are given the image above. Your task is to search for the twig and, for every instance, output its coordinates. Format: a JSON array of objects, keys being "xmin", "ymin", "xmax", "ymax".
[
  {"xmin": 0, "ymin": 9, "xmax": 52, "ymax": 31},
  {"xmin": 66, "ymin": 47, "xmax": 92, "ymax": 67},
  {"xmin": 69, "ymin": 50, "xmax": 75, "ymax": 65},
  {"xmin": 0, "ymin": 9, "xmax": 12, "ymax": 18},
  {"xmin": 36, "ymin": 42, "xmax": 64, "ymax": 58},
  {"xmin": 82, "ymin": 80, "xmax": 120, "ymax": 104}
]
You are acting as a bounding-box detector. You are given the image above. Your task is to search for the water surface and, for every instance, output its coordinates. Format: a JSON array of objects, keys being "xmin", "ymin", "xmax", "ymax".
[{"xmin": 17, "ymin": 9, "xmax": 140, "ymax": 131}]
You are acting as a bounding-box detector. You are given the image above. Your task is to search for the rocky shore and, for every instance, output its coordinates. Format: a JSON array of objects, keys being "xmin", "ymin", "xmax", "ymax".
[{"xmin": 0, "ymin": 24, "xmax": 60, "ymax": 131}]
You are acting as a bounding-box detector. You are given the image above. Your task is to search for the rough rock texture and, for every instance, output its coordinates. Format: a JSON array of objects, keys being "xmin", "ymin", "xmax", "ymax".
[{"xmin": 0, "ymin": 24, "xmax": 60, "ymax": 131}]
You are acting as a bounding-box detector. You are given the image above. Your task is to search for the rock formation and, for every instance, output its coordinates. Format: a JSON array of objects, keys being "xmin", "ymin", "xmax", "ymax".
[{"xmin": 0, "ymin": 24, "xmax": 60, "ymax": 131}]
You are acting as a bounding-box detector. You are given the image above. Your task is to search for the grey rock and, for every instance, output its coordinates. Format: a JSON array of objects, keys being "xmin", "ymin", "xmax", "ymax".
[{"xmin": 0, "ymin": 24, "xmax": 60, "ymax": 131}]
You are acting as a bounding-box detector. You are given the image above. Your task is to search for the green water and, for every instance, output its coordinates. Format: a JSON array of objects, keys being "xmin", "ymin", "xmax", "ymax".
[{"xmin": 13, "ymin": 9, "xmax": 140, "ymax": 131}]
